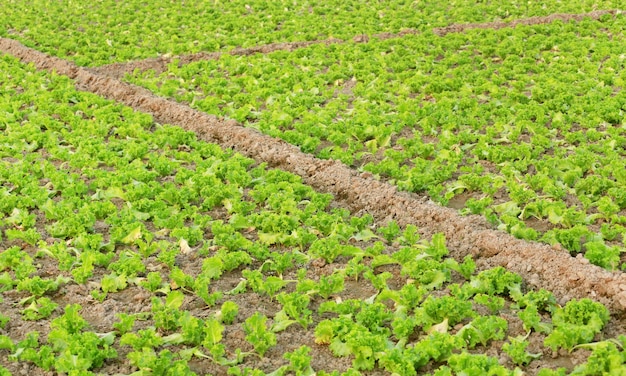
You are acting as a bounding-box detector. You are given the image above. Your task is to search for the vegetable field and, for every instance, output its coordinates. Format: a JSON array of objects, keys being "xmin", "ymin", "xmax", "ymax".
[{"xmin": 1, "ymin": 1, "xmax": 626, "ymax": 375}]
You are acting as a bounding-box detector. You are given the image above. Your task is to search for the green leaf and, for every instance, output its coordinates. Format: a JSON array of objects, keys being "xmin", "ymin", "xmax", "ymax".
[
  {"xmin": 166, "ymin": 290, "xmax": 185, "ymax": 310},
  {"xmin": 544, "ymin": 298, "xmax": 610, "ymax": 351},
  {"xmin": 202, "ymin": 317, "xmax": 224, "ymax": 348},
  {"xmin": 503, "ymin": 336, "xmax": 542, "ymax": 366},
  {"xmin": 202, "ymin": 257, "xmax": 224, "ymax": 280},
  {"xmin": 243, "ymin": 312, "xmax": 276, "ymax": 357},
  {"xmin": 271, "ymin": 310, "xmax": 296, "ymax": 333}
]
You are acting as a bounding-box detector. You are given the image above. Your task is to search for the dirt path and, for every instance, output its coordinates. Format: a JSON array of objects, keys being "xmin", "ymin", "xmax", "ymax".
[
  {"xmin": 89, "ymin": 30, "xmax": 420, "ymax": 79},
  {"xmin": 432, "ymin": 9, "xmax": 622, "ymax": 36},
  {"xmin": 90, "ymin": 38, "xmax": 345, "ymax": 79},
  {"xmin": 3, "ymin": 37, "xmax": 626, "ymax": 314},
  {"xmin": 90, "ymin": 9, "xmax": 622, "ymax": 81}
]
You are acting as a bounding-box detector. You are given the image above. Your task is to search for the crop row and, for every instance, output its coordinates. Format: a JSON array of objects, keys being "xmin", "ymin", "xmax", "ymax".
[
  {"xmin": 1, "ymin": 50, "xmax": 625, "ymax": 375},
  {"xmin": 0, "ymin": 0, "xmax": 623, "ymax": 66},
  {"xmin": 124, "ymin": 14, "xmax": 626, "ymax": 271}
]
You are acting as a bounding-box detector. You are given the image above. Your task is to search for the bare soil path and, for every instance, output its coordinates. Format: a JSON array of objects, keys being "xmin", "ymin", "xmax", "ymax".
[
  {"xmin": 432, "ymin": 9, "xmax": 622, "ymax": 35},
  {"xmin": 2, "ymin": 37, "xmax": 626, "ymax": 316},
  {"xmin": 90, "ymin": 38, "xmax": 344, "ymax": 80},
  {"xmin": 90, "ymin": 10, "xmax": 622, "ymax": 81}
]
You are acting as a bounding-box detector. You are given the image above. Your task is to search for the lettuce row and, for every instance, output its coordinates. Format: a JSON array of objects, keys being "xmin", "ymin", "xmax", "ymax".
[
  {"xmin": 0, "ymin": 50, "xmax": 621, "ymax": 375},
  {"xmin": 128, "ymin": 14, "xmax": 626, "ymax": 269},
  {"xmin": 1, "ymin": 0, "xmax": 623, "ymax": 65}
]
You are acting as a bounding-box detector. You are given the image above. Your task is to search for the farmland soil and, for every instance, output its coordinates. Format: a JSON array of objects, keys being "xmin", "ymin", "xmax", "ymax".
[
  {"xmin": 90, "ymin": 38, "xmax": 346, "ymax": 80},
  {"xmin": 2, "ymin": 28, "xmax": 626, "ymax": 375},
  {"xmin": 2, "ymin": 37, "xmax": 626, "ymax": 312},
  {"xmin": 432, "ymin": 9, "xmax": 622, "ymax": 36},
  {"xmin": 0, "ymin": 233, "xmax": 607, "ymax": 376},
  {"xmin": 89, "ymin": 9, "xmax": 622, "ymax": 80},
  {"xmin": 88, "ymin": 29, "xmax": 422, "ymax": 81},
  {"xmin": 0, "ymin": 226, "xmax": 369, "ymax": 376},
  {"xmin": 88, "ymin": 29, "xmax": 435, "ymax": 80}
]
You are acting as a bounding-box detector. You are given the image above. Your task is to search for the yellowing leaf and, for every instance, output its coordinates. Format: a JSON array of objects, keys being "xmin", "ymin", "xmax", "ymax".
[
  {"xmin": 179, "ymin": 238, "xmax": 191, "ymax": 254},
  {"xmin": 428, "ymin": 318, "xmax": 449, "ymax": 334},
  {"xmin": 351, "ymin": 229, "xmax": 378, "ymax": 241},
  {"xmin": 166, "ymin": 290, "xmax": 184, "ymax": 310},
  {"xmin": 91, "ymin": 187, "xmax": 126, "ymax": 200},
  {"xmin": 121, "ymin": 226, "xmax": 142, "ymax": 244}
]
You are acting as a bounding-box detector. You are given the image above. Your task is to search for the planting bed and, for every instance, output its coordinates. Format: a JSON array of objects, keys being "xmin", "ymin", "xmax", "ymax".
[
  {"xmin": 1, "ymin": 1, "xmax": 626, "ymax": 375},
  {"xmin": 0, "ymin": 49, "xmax": 624, "ymax": 376},
  {"xmin": 122, "ymin": 13, "xmax": 626, "ymax": 269},
  {"xmin": 1, "ymin": 0, "xmax": 623, "ymax": 65}
]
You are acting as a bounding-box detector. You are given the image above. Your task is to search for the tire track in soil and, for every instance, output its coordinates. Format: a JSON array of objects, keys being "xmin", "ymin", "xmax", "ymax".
[{"xmin": 2, "ymin": 37, "xmax": 626, "ymax": 313}]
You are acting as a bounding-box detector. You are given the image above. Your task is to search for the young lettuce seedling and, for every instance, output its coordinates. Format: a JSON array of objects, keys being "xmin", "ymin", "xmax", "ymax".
[{"xmin": 243, "ymin": 312, "xmax": 276, "ymax": 357}]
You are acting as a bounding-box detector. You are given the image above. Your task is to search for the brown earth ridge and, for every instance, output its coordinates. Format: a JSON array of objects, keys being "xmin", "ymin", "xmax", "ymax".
[
  {"xmin": 432, "ymin": 9, "xmax": 622, "ymax": 35},
  {"xmin": 91, "ymin": 10, "xmax": 622, "ymax": 80},
  {"xmin": 90, "ymin": 38, "xmax": 345, "ymax": 80},
  {"xmin": 3, "ymin": 36, "xmax": 626, "ymax": 315}
]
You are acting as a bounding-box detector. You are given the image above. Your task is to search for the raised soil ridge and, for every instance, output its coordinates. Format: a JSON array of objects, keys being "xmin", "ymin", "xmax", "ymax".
[
  {"xmin": 90, "ymin": 10, "xmax": 622, "ymax": 80},
  {"xmin": 2, "ymin": 37, "xmax": 626, "ymax": 314},
  {"xmin": 432, "ymin": 9, "xmax": 622, "ymax": 36}
]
